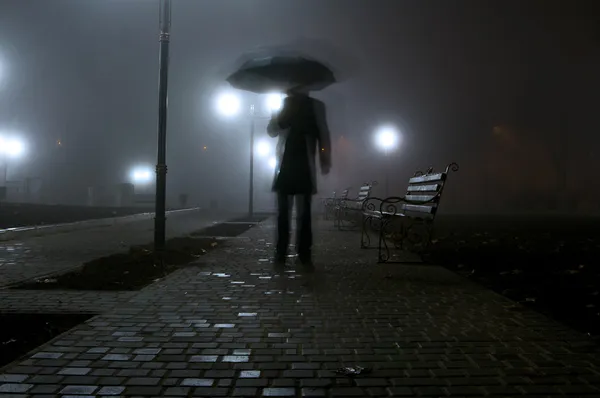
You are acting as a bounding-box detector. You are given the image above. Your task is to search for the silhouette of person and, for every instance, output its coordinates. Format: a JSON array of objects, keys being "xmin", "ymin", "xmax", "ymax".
[{"xmin": 267, "ymin": 87, "xmax": 331, "ymax": 266}]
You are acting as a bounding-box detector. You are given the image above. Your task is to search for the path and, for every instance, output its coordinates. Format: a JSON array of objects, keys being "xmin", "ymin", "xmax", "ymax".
[{"xmin": 1, "ymin": 217, "xmax": 599, "ymax": 397}]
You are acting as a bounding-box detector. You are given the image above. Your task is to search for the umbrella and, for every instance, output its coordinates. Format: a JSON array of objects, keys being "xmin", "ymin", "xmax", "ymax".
[{"xmin": 226, "ymin": 55, "xmax": 336, "ymax": 94}]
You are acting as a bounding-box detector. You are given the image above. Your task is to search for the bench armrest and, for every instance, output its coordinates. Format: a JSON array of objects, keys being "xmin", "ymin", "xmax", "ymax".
[
  {"xmin": 361, "ymin": 197, "xmax": 385, "ymax": 212},
  {"xmin": 379, "ymin": 195, "xmax": 439, "ymax": 215}
]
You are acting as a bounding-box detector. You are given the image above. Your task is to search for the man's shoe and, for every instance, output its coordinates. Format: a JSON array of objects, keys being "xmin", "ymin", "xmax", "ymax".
[
  {"xmin": 297, "ymin": 253, "xmax": 313, "ymax": 266},
  {"xmin": 274, "ymin": 252, "xmax": 286, "ymax": 265}
]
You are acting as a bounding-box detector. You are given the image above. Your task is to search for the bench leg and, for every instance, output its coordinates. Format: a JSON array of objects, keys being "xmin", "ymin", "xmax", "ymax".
[
  {"xmin": 361, "ymin": 214, "xmax": 380, "ymax": 249},
  {"xmin": 377, "ymin": 217, "xmax": 387, "ymax": 263},
  {"xmin": 360, "ymin": 214, "xmax": 369, "ymax": 248}
]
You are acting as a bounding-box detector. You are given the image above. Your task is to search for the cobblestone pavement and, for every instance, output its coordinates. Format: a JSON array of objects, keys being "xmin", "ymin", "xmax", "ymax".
[
  {"xmin": 1, "ymin": 217, "xmax": 600, "ymax": 397},
  {"xmin": 0, "ymin": 210, "xmax": 235, "ymax": 288}
]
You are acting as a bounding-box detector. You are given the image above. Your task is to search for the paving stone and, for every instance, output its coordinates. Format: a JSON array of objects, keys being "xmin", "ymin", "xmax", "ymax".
[
  {"xmin": 164, "ymin": 386, "xmax": 191, "ymax": 396},
  {"xmin": 0, "ymin": 374, "xmax": 29, "ymax": 383},
  {"xmin": 180, "ymin": 378, "xmax": 214, "ymax": 387},
  {"xmin": 97, "ymin": 386, "xmax": 126, "ymax": 395},
  {"xmin": 239, "ymin": 370, "xmax": 261, "ymax": 378},
  {"xmin": 29, "ymin": 384, "xmax": 61, "ymax": 394},
  {"xmin": 301, "ymin": 387, "xmax": 327, "ymax": 397},
  {"xmin": 233, "ymin": 387, "xmax": 258, "ymax": 396},
  {"xmin": 0, "ymin": 383, "xmax": 34, "ymax": 393},
  {"xmin": 58, "ymin": 367, "xmax": 91, "ymax": 376},
  {"xmin": 262, "ymin": 387, "xmax": 296, "ymax": 396},
  {"xmin": 59, "ymin": 385, "xmax": 98, "ymax": 395}
]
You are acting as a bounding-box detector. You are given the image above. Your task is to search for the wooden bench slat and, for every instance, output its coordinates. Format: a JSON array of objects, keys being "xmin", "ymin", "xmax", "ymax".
[
  {"xmin": 401, "ymin": 204, "xmax": 437, "ymax": 214},
  {"xmin": 409, "ymin": 172, "xmax": 446, "ymax": 184},
  {"xmin": 406, "ymin": 184, "xmax": 441, "ymax": 193},
  {"xmin": 404, "ymin": 194, "xmax": 438, "ymax": 203}
]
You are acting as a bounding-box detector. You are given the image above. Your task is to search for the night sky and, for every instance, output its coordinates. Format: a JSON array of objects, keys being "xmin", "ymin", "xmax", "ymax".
[{"xmin": 0, "ymin": 0, "xmax": 598, "ymax": 212}]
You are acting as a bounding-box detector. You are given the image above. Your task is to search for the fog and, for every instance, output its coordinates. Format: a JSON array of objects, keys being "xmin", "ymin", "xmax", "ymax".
[{"xmin": 1, "ymin": 0, "xmax": 599, "ymax": 214}]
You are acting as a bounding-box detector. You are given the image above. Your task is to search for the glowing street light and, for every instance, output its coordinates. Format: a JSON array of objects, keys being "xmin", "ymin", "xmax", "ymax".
[
  {"xmin": 265, "ymin": 93, "xmax": 284, "ymax": 112},
  {"xmin": 0, "ymin": 135, "xmax": 26, "ymax": 187},
  {"xmin": 0, "ymin": 137, "xmax": 25, "ymax": 158},
  {"xmin": 374, "ymin": 125, "xmax": 401, "ymax": 197},
  {"xmin": 255, "ymin": 139, "xmax": 272, "ymax": 157},
  {"xmin": 375, "ymin": 126, "xmax": 400, "ymax": 152},
  {"xmin": 268, "ymin": 156, "xmax": 277, "ymax": 170},
  {"xmin": 130, "ymin": 166, "xmax": 153, "ymax": 185},
  {"xmin": 216, "ymin": 92, "xmax": 241, "ymax": 117}
]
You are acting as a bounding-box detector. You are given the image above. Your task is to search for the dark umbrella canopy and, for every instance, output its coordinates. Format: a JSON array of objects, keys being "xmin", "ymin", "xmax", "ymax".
[{"xmin": 227, "ymin": 55, "xmax": 336, "ymax": 94}]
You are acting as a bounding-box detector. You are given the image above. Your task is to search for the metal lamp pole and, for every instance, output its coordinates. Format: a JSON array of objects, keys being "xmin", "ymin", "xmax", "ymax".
[
  {"xmin": 248, "ymin": 105, "xmax": 255, "ymax": 218},
  {"xmin": 384, "ymin": 148, "xmax": 390, "ymax": 197},
  {"xmin": 154, "ymin": 0, "xmax": 171, "ymax": 252}
]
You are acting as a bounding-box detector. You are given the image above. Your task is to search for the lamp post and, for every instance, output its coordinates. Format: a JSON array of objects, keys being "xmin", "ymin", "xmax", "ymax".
[
  {"xmin": 375, "ymin": 126, "xmax": 400, "ymax": 197},
  {"xmin": 216, "ymin": 92, "xmax": 283, "ymax": 217},
  {"xmin": 154, "ymin": 0, "xmax": 171, "ymax": 252}
]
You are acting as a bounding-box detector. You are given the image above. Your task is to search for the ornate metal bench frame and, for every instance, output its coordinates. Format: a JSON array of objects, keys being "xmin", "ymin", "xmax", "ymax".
[
  {"xmin": 323, "ymin": 188, "xmax": 351, "ymax": 221},
  {"xmin": 360, "ymin": 163, "xmax": 459, "ymax": 263},
  {"xmin": 335, "ymin": 181, "xmax": 377, "ymax": 231}
]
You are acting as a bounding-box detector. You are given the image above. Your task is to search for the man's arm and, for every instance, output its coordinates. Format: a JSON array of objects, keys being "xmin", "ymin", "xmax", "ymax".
[
  {"xmin": 266, "ymin": 115, "xmax": 280, "ymax": 137},
  {"xmin": 313, "ymin": 99, "xmax": 332, "ymax": 174}
]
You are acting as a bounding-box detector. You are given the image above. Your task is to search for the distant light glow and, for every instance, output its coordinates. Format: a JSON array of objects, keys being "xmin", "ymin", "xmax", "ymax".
[
  {"xmin": 0, "ymin": 136, "xmax": 25, "ymax": 158},
  {"xmin": 375, "ymin": 126, "xmax": 400, "ymax": 151},
  {"xmin": 265, "ymin": 93, "xmax": 284, "ymax": 112},
  {"xmin": 130, "ymin": 166, "xmax": 153, "ymax": 184},
  {"xmin": 255, "ymin": 140, "xmax": 271, "ymax": 157},
  {"xmin": 268, "ymin": 156, "xmax": 277, "ymax": 170},
  {"xmin": 216, "ymin": 92, "xmax": 241, "ymax": 117}
]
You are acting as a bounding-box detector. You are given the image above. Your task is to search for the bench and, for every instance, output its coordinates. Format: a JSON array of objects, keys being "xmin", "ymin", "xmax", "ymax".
[
  {"xmin": 323, "ymin": 188, "xmax": 350, "ymax": 220},
  {"xmin": 335, "ymin": 181, "xmax": 377, "ymax": 230},
  {"xmin": 361, "ymin": 163, "xmax": 459, "ymax": 263}
]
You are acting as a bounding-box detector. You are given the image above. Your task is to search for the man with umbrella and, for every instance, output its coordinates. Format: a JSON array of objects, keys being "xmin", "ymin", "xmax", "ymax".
[
  {"xmin": 268, "ymin": 87, "xmax": 331, "ymax": 266},
  {"xmin": 227, "ymin": 53, "xmax": 335, "ymax": 267}
]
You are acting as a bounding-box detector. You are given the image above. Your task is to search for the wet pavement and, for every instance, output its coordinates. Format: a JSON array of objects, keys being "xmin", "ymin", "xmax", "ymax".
[
  {"xmin": 1, "ymin": 217, "xmax": 600, "ymax": 396},
  {"xmin": 0, "ymin": 210, "xmax": 233, "ymax": 289}
]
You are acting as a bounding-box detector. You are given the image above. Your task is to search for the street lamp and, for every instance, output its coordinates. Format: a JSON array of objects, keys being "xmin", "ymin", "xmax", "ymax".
[
  {"xmin": 375, "ymin": 125, "xmax": 400, "ymax": 197},
  {"xmin": 255, "ymin": 139, "xmax": 272, "ymax": 158},
  {"xmin": 0, "ymin": 136, "xmax": 26, "ymax": 186},
  {"xmin": 154, "ymin": 0, "xmax": 171, "ymax": 253},
  {"xmin": 215, "ymin": 91, "xmax": 284, "ymax": 217},
  {"xmin": 216, "ymin": 92, "xmax": 241, "ymax": 117},
  {"xmin": 130, "ymin": 166, "xmax": 153, "ymax": 185},
  {"xmin": 265, "ymin": 93, "xmax": 284, "ymax": 113}
]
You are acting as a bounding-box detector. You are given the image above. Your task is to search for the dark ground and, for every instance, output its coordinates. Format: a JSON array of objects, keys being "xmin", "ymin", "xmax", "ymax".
[
  {"xmin": 14, "ymin": 215, "xmax": 269, "ymax": 291},
  {"xmin": 0, "ymin": 202, "xmax": 157, "ymax": 228},
  {"xmin": 427, "ymin": 214, "xmax": 600, "ymax": 338},
  {"xmin": 0, "ymin": 313, "xmax": 93, "ymax": 368}
]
